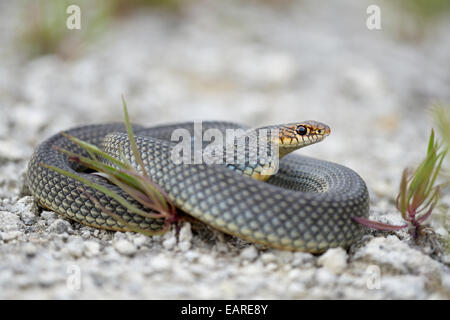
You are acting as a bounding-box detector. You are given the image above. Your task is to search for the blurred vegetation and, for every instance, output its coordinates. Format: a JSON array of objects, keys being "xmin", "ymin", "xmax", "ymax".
[
  {"xmin": 18, "ymin": 0, "xmax": 450, "ymax": 58},
  {"xmin": 432, "ymin": 104, "xmax": 450, "ymax": 254},
  {"xmin": 356, "ymin": 105, "xmax": 450, "ymax": 256},
  {"xmin": 389, "ymin": 0, "xmax": 450, "ymax": 41},
  {"xmin": 392, "ymin": 0, "xmax": 450, "ymax": 21},
  {"xmin": 17, "ymin": 0, "xmax": 186, "ymax": 59},
  {"xmin": 433, "ymin": 105, "xmax": 450, "ymax": 154}
]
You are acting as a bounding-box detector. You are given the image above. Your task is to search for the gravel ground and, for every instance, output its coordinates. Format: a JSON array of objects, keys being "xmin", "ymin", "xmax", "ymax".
[{"xmin": 0, "ymin": 0, "xmax": 449, "ymax": 299}]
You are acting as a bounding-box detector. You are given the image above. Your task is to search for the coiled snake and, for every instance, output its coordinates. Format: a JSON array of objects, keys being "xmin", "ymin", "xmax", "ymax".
[{"xmin": 27, "ymin": 121, "xmax": 369, "ymax": 253}]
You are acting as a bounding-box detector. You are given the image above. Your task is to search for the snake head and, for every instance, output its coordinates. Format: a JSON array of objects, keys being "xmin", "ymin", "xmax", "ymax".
[{"xmin": 275, "ymin": 120, "xmax": 331, "ymax": 157}]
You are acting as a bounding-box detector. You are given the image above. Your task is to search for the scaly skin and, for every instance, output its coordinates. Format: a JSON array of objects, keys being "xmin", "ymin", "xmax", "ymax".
[{"xmin": 27, "ymin": 121, "xmax": 369, "ymax": 252}]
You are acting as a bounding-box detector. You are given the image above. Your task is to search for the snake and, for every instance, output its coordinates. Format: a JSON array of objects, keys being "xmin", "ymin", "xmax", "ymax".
[{"xmin": 27, "ymin": 121, "xmax": 369, "ymax": 253}]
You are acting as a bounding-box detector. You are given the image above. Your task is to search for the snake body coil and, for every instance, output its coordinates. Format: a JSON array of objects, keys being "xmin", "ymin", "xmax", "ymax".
[{"xmin": 27, "ymin": 122, "xmax": 369, "ymax": 252}]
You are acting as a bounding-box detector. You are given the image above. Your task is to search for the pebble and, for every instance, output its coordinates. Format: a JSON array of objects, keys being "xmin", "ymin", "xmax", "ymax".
[
  {"xmin": 239, "ymin": 246, "xmax": 259, "ymax": 261},
  {"xmin": 260, "ymin": 252, "xmax": 277, "ymax": 265},
  {"xmin": 49, "ymin": 219, "xmax": 71, "ymax": 234},
  {"xmin": 66, "ymin": 239, "xmax": 84, "ymax": 258},
  {"xmin": 20, "ymin": 211, "xmax": 36, "ymax": 226},
  {"xmin": 198, "ymin": 254, "xmax": 215, "ymax": 268},
  {"xmin": 353, "ymin": 236, "xmax": 441, "ymax": 275},
  {"xmin": 0, "ymin": 211, "xmax": 22, "ymax": 232},
  {"xmin": 40, "ymin": 211, "xmax": 57, "ymax": 221},
  {"xmin": 178, "ymin": 222, "xmax": 192, "ymax": 244},
  {"xmin": 184, "ymin": 250, "xmax": 200, "ymax": 262},
  {"xmin": 162, "ymin": 236, "xmax": 177, "ymax": 250},
  {"xmin": 315, "ymin": 268, "xmax": 337, "ymax": 286},
  {"xmin": 1, "ymin": 231, "xmax": 21, "ymax": 241},
  {"xmin": 173, "ymin": 265, "xmax": 195, "ymax": 283},
  {"xmin": 317, "ymin": 248, "xmax": 348, "ymax": 274},
  {"xmin": 177, "ymin": 224, "xmax": 192, "ymax": 251},
  {"xmin": 381, "ymin": 275, "xmax": 427, "ymax": 299},
  {"xmin": 291, "ymin": 252, "xmax": 315, "ymax": 267},
  {"xmin": 0, "ymin": 0, "xmax": 449, "ymax": 300},
  {"xmin": 132, "ymin": 235, "xmax": 148, "ymax": 248},
  {"xmin": 23, "ymin": 243, "xmax": 37, "ymax": 257},
  {"xmin": 150, "ymin": 254, "xmax": 171, "ymax": 272},
  {"xmin": 84, "ymin": 241, "xmax": 101, "ymax": 257},
  {"xmin": 113, "ymin": 239, "xmax": 137, "ymax": 256}
]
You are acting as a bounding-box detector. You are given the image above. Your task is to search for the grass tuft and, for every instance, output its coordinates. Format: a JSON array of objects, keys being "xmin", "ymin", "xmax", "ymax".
[
  {"xmin": 41, "ymin": 96, "xmax": 178, "ymax": 235},
  {"xmin": 355, "ymin": 127, "xmax": 448, "ymax": 244}
]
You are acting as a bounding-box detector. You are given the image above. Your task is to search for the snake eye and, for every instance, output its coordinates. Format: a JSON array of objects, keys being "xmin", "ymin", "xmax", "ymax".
[{"xmin": 296, "ymin": 125, "xmax": 308, "ymax": 136}]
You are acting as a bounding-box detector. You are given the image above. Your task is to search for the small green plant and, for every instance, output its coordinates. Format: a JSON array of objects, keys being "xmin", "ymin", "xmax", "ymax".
[
  {"xmin": 355, "ymin": 128, "xmax": 448, "ymax": 240},
  {"xmin": 432, "ymin": 104, "xmax": 450, "ymax": 252},
  {"xmin": 391, "ymin": 0, "xmax": 450, "ymax": 22},
  {"xmin": 41, "ymin": 96, "xmax": 177, "ymax": 235},
  {"xmin": 18, "ymin": 0, "xmax": 114, "ymax": 58},
  {"xmin": 433, "ymin": 105, "xmax": 450, "ymax": 155},
  {"xmin": 18, "ymin": 0, "xmax": 185, "ymax": 58}
]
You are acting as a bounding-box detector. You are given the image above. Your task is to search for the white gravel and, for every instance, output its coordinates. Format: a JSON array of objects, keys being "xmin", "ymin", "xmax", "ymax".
[{"xmin": 0, "ymin": 0, "xmax": 449, "ymax": 299}]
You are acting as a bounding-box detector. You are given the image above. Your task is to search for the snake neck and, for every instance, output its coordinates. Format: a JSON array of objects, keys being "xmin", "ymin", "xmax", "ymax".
[{"xmin": 220, "ymin": 128, "xmax": 304, "ymax": 182}]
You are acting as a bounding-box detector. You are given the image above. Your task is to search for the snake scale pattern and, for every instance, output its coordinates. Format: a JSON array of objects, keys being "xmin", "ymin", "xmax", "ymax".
[{"xmin": 27, "ymin": 121, "xmax": 369, "ymax": 252}]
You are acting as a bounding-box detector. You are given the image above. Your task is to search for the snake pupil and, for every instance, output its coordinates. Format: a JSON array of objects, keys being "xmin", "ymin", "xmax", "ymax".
[{"xmin": 296, "ymin": 126, "xmax": 307, "ymax": 136}]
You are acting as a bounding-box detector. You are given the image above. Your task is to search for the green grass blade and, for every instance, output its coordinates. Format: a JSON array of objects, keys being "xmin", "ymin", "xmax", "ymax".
[
  {"xmin": 41, "ymin": 163, "xmax": 165, "ymax": 220},
  {"xmin": 122, "ymin": 95, "xmax": 149, "ymax": 177},
  {"xmin": 63, "ymin": 133, "xmax": 131, "ymax": 170},
  {"xmin": 82, "ymin": 190, "xmax": 169, "ymax": 237},
  {"xmin": 54, "ymin": 146, "xmax": 143, "ymax": 189}
]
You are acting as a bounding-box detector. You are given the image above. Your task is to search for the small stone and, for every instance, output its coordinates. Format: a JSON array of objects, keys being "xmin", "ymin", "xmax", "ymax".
[
  {"xmin": 315, "ymin": 268, "xmax": 337, "ymax": 286},
  {"xmin": 240, "ymin": 263, "xmax": 263, "ymax": 275},
  {"xmin": 0, "ymin": 231, "xmax": 21, "ymax": 241},
  {"xmin": 215, "ymin": 242, "xmax": 230, "ymax": 253},
  {"xmin": 178, "ymin": 241, "xmax": 191, "ymax": 252},
  {"xmin": 162, "ymin": 236, "xmax": 176, "ymax": 250},
  {"xmin": 0, "ymin": 211, "xmax": 21, "ymax": 231},
  {"xmin": 49, "ymin": 219, "xmax": 71, "ymax": 234},
  {"xmin": 84, "ymin": 241, "xmax": 101, "ymax": 257},
  {"xmin": 265, "ymin": 262, "xmax": 278, "ymax": 271},
  {"xmin": 132, "ymin": 235, "xmax": 148, "ymax": 248},
  {"xmin": 184, "ymin": 250, "xmax": 200, "ymax": 262},
  {"xmin": 441, "ymin": 273, "xmax": 450, "ymax": 291},
  {"xmin": 80, "ymin": 229, "xmax": 91, "ymax": 240},
  {"xmin": 150, "ymin": 254, "xmax": 171, "ymax": 272},
  {"xmin": 198, "ymin": 255, "xmax": 215, "ymax": 268},
  {"xmin": 23, "ymin": 243, "xmax": 37, "ymax": 258},
  {"xmin": 178, "ymin": 222, "xmax": 192, "ymax": 251},
  {"xmin": 20, "ymin": 211, "xmax": 36, "ymax": 226},
  {"xmin": 66, "ymin": 239, "xmax": 84, "ymax": 258},
  {"xmin": 353, "ymin": 236, "xmax": 441, "ymax": 275},
  {"xmin": 240, "ymin": 246, "xmax": 258, "ymax": 261},
  {"xmin": 382, "ymin": 275, "xmax": 426, "ymax": 299},
  {"xmin": 317, "ymin": 248, "xmax": 348, "ymax": 274},
  {"xmin": 179, "ymin": 222, "xmax": 192, "ymax": 243},
  {"xmin": 40, "ymin": 211, "xmax": 57, "ymax": 221},
  {"xmin": 260, "ymin": 252, "xmax": 276, "ymax": 264},
  {"xmin": 114, "ymin": 239, "xmax": 136, "ymax": 256},
  {"xmin": 287, "ymin": 269, "xmax": 302, "ymax": 280},
  {"xmin": 291, "ymin": 252, "xmax": 315, "ymax": 267},
  {"xmin": 287, "ymin": 282, "xmax": 306, "ymax": 295},
  {"xmin": 274, "ymin": 251, "xmax": 293, "ymax": 264},
  {"xmin": 173, "ymin": 265, "xmax": 195, "ymax": 283}
]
